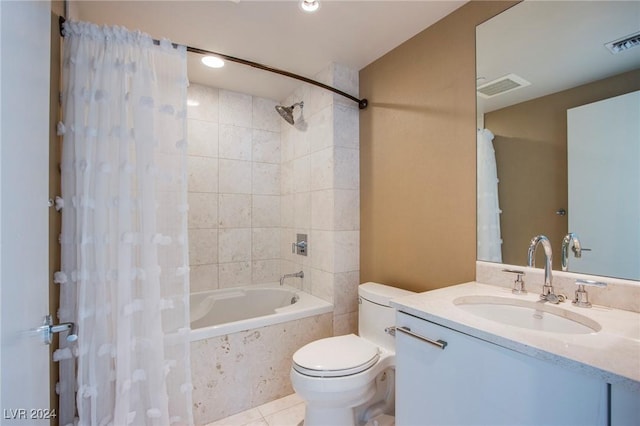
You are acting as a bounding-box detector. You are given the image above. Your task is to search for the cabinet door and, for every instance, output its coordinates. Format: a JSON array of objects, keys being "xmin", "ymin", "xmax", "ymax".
[
  {"xmin": 611, "ymin": 384, "xmax": 640, "ymax": 426},
  {"xmin": 395, "ymin": 312, "xmax": 607, "ymax": 426}
]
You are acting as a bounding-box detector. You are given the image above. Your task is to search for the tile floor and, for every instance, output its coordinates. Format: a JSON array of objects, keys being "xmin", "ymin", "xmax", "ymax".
[{"xmin": 205, "ymin": 393, "xmax": 305, "ymax": 426}]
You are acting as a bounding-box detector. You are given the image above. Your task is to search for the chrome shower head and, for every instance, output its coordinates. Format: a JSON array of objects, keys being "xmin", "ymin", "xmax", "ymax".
[{"xmin": 275, "ymin": 101, "xmax": 303, "ymax": 125}]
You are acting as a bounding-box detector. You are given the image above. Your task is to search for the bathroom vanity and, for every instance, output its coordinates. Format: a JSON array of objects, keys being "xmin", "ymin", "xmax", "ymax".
[{"xmin": 391, "ymin": 282, "xmax": 640, "ymax": 426}]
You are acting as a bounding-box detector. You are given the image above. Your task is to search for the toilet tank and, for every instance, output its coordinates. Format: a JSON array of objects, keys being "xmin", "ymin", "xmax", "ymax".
[{"xmin": 358, "ymin": 282, "xmax": 415, "ymax": 351}]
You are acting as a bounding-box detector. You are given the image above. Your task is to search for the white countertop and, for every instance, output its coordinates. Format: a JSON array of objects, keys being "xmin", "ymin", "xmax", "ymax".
[{"xmin": 390, "ymin": 281, "xmax": 640, "ymax": 392}]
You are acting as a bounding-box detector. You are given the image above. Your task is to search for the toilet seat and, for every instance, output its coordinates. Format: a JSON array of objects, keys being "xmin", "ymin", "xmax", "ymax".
[{"xmin": 293, "ymin": 334, "xmax": 380, "ymax": 378}]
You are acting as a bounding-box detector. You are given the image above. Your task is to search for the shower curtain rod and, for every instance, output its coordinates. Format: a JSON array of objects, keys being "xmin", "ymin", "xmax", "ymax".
[{"xmin": 58, "ymin": 16, "xmax": 368, "ymax": 110}]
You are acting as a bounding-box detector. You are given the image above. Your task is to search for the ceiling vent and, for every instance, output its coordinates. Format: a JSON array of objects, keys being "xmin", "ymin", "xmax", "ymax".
[
  {"xmin": 477, "ymin": 74, "xmax": 531, "ymax": 99},
  {"xmin": 605, "ymin": 31, "xmax": 640, "ymax": 54}
]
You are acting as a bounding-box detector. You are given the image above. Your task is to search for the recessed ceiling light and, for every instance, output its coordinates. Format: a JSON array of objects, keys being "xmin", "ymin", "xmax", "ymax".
[
  {"xmin": 187, "ymin": 99, "xmax": 200, "ymax": 107},
  {"xmin": 300, "ymin": 0, "xmax": 319, "ymax": 13},
  {"xmin": 201, "ymin": 56, "xmax": 225, "ymax": 69}
]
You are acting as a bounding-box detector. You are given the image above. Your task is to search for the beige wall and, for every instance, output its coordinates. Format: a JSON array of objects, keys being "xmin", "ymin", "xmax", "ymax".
[
  {"xmin": 485, "ymin": 69, "xmax": 640, "ymax": 268},
  {"xmin": 359, "ymin": 1, "xmax": 516, "ymax": 293}
]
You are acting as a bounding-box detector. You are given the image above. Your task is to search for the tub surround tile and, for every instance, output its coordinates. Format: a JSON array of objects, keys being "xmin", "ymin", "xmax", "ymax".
[
  {"xmin": 333, "ymin": 231, "xmax": 359, "ymax": 273},
  {"xmin": 333, "ymin": 147, "xmax": 359, "ymax": 190},
  {"xmin": 219, "ymin": 159, "xmax": 252, "ymax": 194},
  {"xmin": 252, "ymin": 195, "xmax": 280, "ymax": 228},
  {"xmin": 333, "ymin": 311, "xmax": 358, "ymax": 336},
  {"xmin": 192, "ymin": 314, "xmax": 332, "ymax": 425},
  {"xmin": 251, "ymin": 260, "xmax": 280, "ymax": 284},
  {"xmin": 188, "ymin": 84, "xmax": 219, "ymax": 122},
  {"xmin": 253, "ymin": 129, "xmax": 281, "ymax": 164},
  {"xmin": 219, "ymin": 228, "xmax": 252, "ymax": 263},
  {"xmin": 219, "ymin": 90, "xmax": 253, "ymax": 127},
  {"xmin": 304, "ymin": 67, "xmax": 333, "ymax": 117},
  {"xmin": 188, "ymin": 192, "xmax": 218, "ymax": 229},
  {"xmin": 293, "ymin": 193, "xmax": 311, "ymax": 230},
  {"xmin": 279, "ymin": 196, "xmax": 294, "ymax": 231},
  {"xmin": 333, "ymin": 103, "xmax": 359, "ymax": 150},
  {"xmin": 306, "ymin": 105, "xmax": 333, "ymax": 153},
  {"xmin": 219, "ymin": 262, "xmax": 252, "ymax": 288},
  {"xmin": 191, "ymin": 63, "xmax": 361, "ymax": 424},
  {"xmin": 280, "ymin": 163, "xmax": 294, "ymax": 195},
  {"xmin": 280, "ymin": 130, "xmax": 296, "ymax": 164},
  {"xmin": 309, "ymin": 230, "xmax": 333, "ymax": 273},
  {"xmin": 309, "ymin": 148, "xmax": 333, "ymax": 191},
  {"xmin": 219, "ymin": 194, "xmax": 252, "ymax": 228},
  {"xmin": 331, "ymin": 63, "xmax": 359, "ymax": 107},
  {"xmin": 189, "ymin": 228, "xmax": 218, "ymax": 266},
  {"xmin": 188, "ymin": 156, "xmax": 218, "ymax": 193},
  {"xmin": 333, "ymin": 189, "xmax": 359, "ymax": 231},
  {"xmin": 292, "ymin": 127, "xmax": 311, "ymax": 159},
  {"xmin": 219, "ymin": 124, "xmax": 252, "ymax": 161},
  {"xmin": 190, "ymin": 264, "xmax": 219, "ymax": 293},
  {"xmin": 252, "ymin": 228, "xmax": 280, "ymax": 260},
  {"xmin": 310, "ymin": 268, "xmax": 334, "ymax": 304},
  {"xmin": 311, "ymin": 190, "xmax": 334, "ymax": 231},
  {"xmin": 333, "ymin": 271, "xmax": 360, "ymax": 316},
  {"xmin": 252, "ymin": 163, "xmax": 280, "ymax": 195},
  {"xmin": 292, "ymin": 155, "xmax": 311, "ymax": 194},
  {"xmin": 252, "ymin": 97, "xmax": 281, "ymax": 133},
  {"xmin": 188, "ymin": 120, "xmax": 219, "ymax": 158}
]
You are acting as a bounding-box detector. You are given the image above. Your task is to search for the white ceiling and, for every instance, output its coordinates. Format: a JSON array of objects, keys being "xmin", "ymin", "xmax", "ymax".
[
  {"xmin": 477, "ymin": 1, "xmax": 640, "ymax": 114},
  {"xmin": 73, "ymin": 0, "xmax": 467, "ymax": 103}
]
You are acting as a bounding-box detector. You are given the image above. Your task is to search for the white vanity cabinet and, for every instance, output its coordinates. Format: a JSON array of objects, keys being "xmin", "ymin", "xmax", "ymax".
[
  {"xmin": 395, "ymin": 311, "xmax": 608, "ymax": 425},
  {"xmin": 611, "ymin": 384, "xmax": 640, "ymax": 426}
]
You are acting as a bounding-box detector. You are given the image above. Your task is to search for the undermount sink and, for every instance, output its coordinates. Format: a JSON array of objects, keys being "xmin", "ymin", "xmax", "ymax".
[{"xmin": 453, "ymin": 295, "xmax": 601, "ymax": 334}]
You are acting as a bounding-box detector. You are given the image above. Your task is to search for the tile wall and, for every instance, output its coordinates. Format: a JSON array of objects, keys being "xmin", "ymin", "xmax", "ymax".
[
  {"xmin": 187, "ymin": 64, "xmax": 362, "ymax": 336},
  {"xmin": 280, "ymin": 63, "xmax": 361, "ymax": 335},
  {"xmin": 191, "ymin": 313, "xmax": 332, "ymax": 424},
  {"xmin": 187, "ymin": 85, "xmax": 282, "ymax": 292},
  {"xmin": 187, "ymin": 63, "xmax": 361, "ymax": 423}
]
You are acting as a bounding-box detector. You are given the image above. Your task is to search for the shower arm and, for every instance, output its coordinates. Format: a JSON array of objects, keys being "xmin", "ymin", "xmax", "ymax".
[{"xmin": 58, "ymin": 17, "xmax": 368, "ymax": 110}]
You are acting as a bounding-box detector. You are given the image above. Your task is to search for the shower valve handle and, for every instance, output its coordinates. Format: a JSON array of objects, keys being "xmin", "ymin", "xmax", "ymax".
[{"xmin": 292, "ymin": 241, "xmax": 307, "ymax": 252}]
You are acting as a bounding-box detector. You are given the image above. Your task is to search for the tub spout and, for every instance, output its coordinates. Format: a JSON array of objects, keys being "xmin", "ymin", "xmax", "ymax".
[{"xmin": 280, "ymin": 271, "xmax": 304, "ymax": 286}]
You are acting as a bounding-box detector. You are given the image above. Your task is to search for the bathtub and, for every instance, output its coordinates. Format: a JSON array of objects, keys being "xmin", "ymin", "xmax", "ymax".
[
  {"xmin": 189, "ymin": 284, "xmax": 334, "ymax": 424},
  {"xmin": 189, "ymin": 284, "xmax": 333, "ymax": 341}
]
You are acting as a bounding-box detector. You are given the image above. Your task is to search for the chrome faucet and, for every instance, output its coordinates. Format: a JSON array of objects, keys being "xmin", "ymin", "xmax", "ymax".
[
  {"xmin": 527, "ymin": 235, "xmax": 562, "ymax": 304},
  {"xmin": 561, "ymin": 232, "xmax": 582, "ymax": 272},
  {"xmin": 280, "ymin": 271, "xmax": 304, "ymax": 286}
]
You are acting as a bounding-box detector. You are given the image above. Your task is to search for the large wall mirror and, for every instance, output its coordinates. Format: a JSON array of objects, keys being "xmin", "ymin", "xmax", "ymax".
[{"xmin": 476, "ymin": 1, "xmax": 640, "ymax": 281}]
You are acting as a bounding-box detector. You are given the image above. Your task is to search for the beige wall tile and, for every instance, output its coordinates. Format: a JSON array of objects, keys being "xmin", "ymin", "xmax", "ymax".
[{"xmin": 219, "ymin": 194, "xmax": 252, "ymax": 228}]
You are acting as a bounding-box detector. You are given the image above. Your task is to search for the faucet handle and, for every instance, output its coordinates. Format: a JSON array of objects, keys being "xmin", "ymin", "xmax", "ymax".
[
  {"xmin": 503, "ymin": 269, "xmax": 527, "ymax": 295},
  {"xmin": 575, "ymin": 279, "xmax": 607, "ymax": 288},
  {"xmin": 573, "ymin": 279, "xmax": 607, "ymax": 308}
]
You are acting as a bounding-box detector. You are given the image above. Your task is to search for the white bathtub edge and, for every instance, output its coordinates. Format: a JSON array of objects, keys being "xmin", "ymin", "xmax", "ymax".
[{"xmin": 189, "ymin": 285, "xmax": 333, "ymax": 342}]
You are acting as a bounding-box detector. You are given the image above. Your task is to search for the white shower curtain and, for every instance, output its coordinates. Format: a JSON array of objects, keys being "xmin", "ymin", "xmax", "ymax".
[
  {"xmin": 56, "ymin": 21, "xmax": 193, "ymax": 426},
  {"xmin": 477, "ymin": 129, "xmax": 502, "ymax": 262}
]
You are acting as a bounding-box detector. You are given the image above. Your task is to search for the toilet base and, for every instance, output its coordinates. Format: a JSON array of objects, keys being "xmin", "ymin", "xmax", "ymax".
[
  {"xmin": 364, "ymin": 414, "xmax": 395, "ymax": 426},
  {"xmin": 304, "ymin": 406, "xmax": 356, "ymax": 426},
  {"xmin": 296, "ymin": 367, "xmax": 396, "ymax": 426}
]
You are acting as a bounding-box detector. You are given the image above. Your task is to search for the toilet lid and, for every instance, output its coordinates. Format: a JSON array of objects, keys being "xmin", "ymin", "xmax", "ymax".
[{"xmin": 292, "ymin": 334, "xmax": 380, "ymax": 378}]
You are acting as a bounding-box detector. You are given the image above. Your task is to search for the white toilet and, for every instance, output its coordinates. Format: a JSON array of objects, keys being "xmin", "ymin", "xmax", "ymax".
[{"xmin": 290, "ymin": 282, "xmax": 415, "ymax": 426}]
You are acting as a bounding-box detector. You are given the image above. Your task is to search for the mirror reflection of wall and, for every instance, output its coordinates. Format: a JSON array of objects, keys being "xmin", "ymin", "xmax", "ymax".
[
  {"xmin": 476, "ymin": 0, "xmax": 640, "ymax": 280},
  {"xmin": 567, "ymin": 91, "xmax": 640, "ymax": 281}
]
